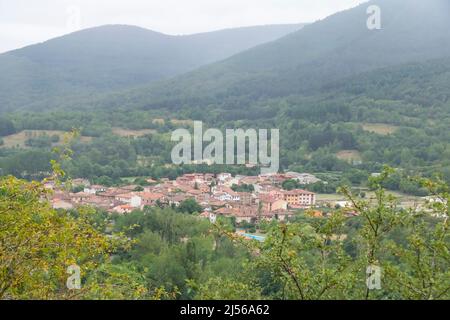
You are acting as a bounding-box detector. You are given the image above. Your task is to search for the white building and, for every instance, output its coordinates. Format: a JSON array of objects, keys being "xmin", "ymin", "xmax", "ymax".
[{"xmin": 285, "ymin": 172, "xmax": 321, "ymax": 185}]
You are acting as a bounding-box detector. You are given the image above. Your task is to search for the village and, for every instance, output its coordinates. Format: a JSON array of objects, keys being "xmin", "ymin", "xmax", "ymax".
[{"xmin": 47, "ymin": 172, "xmax": 341, "ymax": 224}]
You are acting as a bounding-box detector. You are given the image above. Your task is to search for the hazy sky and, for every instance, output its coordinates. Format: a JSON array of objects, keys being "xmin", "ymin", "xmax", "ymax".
[{"xmin": 0, "ymin": 0, "xmax": 368, "ymax": 53}]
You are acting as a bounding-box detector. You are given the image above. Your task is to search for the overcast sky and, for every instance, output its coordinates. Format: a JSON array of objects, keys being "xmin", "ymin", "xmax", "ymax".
[{"xmin": 0, "ymin": 0, "xmax": 368, "ymax": 53}]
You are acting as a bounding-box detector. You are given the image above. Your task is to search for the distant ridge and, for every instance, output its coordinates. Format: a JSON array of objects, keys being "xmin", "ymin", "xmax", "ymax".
[
  {"xmin": 102, "ymin": 0, "xmax": 450, "ymax": 112},
  {"xmin": 0, "ymin": 23, "xmax": 304, "ymax": 112}
]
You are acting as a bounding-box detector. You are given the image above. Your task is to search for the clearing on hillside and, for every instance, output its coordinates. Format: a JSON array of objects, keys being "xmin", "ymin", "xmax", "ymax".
[
  {"xmin": 336, "ymin": 150, "xmax": 362, "ymax": 163},
  {"xmin": 111, "ymin": 127, "xmax": 157, "ymax": 137},
  {"xmin": 361, "ymin": 123, "xmax": 399, "ymax": 135},
  {"xmin": 0, "ymin": 130, "xmax": 92, "ymax": 149},
  {"xmin": 153, "ymin": 119, "xmax": 193, "ymax": 126}
]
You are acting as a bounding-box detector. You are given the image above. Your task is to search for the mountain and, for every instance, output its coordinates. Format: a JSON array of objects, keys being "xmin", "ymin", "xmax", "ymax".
[
  {"xmin": 0, "ymin": 24, "xmax": 303, "ymax": 112},
  {"xmin": 102, "ymin": 0, "xmax": 450, "ymax": 112}
]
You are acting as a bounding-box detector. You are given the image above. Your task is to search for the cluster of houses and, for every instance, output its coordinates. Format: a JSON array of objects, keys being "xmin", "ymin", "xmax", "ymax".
[{"xmin": 48, "ymin": 172, "xmax": 322, "ymax": 224}]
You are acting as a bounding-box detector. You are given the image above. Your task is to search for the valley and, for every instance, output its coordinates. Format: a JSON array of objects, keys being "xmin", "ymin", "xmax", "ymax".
[{"xmin": 0, "ymin": 0, "xmax": 449, "ymax": 301}]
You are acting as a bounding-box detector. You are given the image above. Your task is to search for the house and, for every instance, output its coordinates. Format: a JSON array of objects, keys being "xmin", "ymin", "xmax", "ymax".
[
  {"xmin": 70, "ymin": 192, "xmax": 93, "ymax": 204},
  {"xmin": 176, "ymin": 173, "xmax": 207, "ymax": 186},
  {"xmin": 186, "ymin": 189, "xmax": 204, "ymax": 197},
  {"xmin": 146, "ymin": 178, "xmax": 158, "ymax": 184},
  {"xmin": 115, "ymin": 192, "xmax": 135, "ymax": 203},
  {"xmin": 214, "ymin": 205, "xmax": 258, "ymax": 224},
  {"xmin": 199, "ymin": 211, "xmax": 211, "ymax": 219},
  {"xmin": 272, "ymin": 174, "xmax": 290, "ymax": 185},
  {"xmin": 111, "ymin": 204, "xmax": 134, "ymax": 214},
  {"xmin": 97, "ymin": 188, "xmax": 125, "ymax": 199},
  {"xmin": 217, "ymin": 173, "xmax": 232, "ymax": 185},
  {"xmin": 262, "ymin": 209, "xmax": 295, "ymax": 222},
  {"xmin": 72, "ymin": 178, "xmax": 90, "ymax": 187},
  {"xmin": 227, "ymin": 177, "xmax": 242, "ymax": 187},
  {"xmin": 113, "ymin": 192, "xmax": 142, "ymax": 208},
  {"xmin": 273, "ymin": 189, "xmax": 316, "ymax": 208},
  {"xmin": 259, "ymin": 195, "xmax": 288, "ymax": 212},
  {"xmin": 83, "ymin": 196, "xmax": 116, "ymax": 210},
  {"xmin": 148, "ymin": 181, "xmax": 174, "ymax": 193},
  {"xmin": 213, "ymin": 191, "xmax": 240, "ymax": 202},
  {"xmin": 212, "ymin": 186, "xmax": 241, "ymax": 202},
  {"xmin": 258, "ymin": 173, "xmax": 288, "ymax": 185},
  {"xmin": 335, "ymin": 201, "xmax": 352, "ymax": 209},
  {"xmin": 208, "ymin": 200, "xmax": 227, "ymax": 209},
  {"xmin": 52, "ymin": 199, "xmax": 74, "ymax": 210},
  {"xmin": 140, "ymin": 192, "xmax": 165, "ymax": 207},
  {"xmin": 167, "ymin": 194, "xmax": 188, "ymax": 207},
  {"xmin": 234, "ymin": 206, "xmax": 259, "ymax": 224},
  {"xmin": 121, "ymin": 185, "xmax": 140, "ymax": 192},
  {"xmin": 204, "ymin": 174, "xmax": 215, "ymax": 183},
  {"xmin": 208, "ymin": 213, "xmax": 217, "ymax": 223},
  {"xmin": 84, "ymin": 185, "xmax": 107, "ymax": 195},
  {"xmin": 240, "ymin": 176, "xmax": 259, "ymax": 185},
  {"xmin": 238, "ymin": 192, "xmax": 254, "ymax": 206},
  {"xmin": 214, "ymin": 207, "xmax": 236, "ymax": 217}
]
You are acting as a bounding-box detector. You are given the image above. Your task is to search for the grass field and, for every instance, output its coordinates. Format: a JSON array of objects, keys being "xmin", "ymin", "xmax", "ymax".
[
  {"xmin": 361, "ymin": 123, "xmax": 399, "ymax": 135},
  {"xmin": 153, "ymin": 119, "xmax": 193, "ymax": 126},
  {"xmin": 336, "ymin": 150, "xmax": 362, "ymax": 163},
  {"xmin": 111, "ymin": 127, "xmax": 156, "ymax": 137},
  {"xmin": 316, "ymin": 191, "xmax": 424, "ymax": 209},
  {"xmin": 316, "ymin": 193, "xmax": 346, "ymax": 202},
  {"xmin": 1, "ymin": 127, "xmax": 157, "ymax": 149},
  {"xmin": 0, "ymin": 130, "xmax": 92, "ymax": 149}
]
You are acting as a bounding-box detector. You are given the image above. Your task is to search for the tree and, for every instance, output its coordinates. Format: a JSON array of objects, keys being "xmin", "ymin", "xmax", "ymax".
[
  {"xmin": 0, "ymin": 133, "xmax": 167, "ymax": 300},
  {"xmin": 207, "ymin": 167, "xmax": 449, "ymax": 300},
  {"xmin": 193, "ymin": 277, "xmax": 262, "ymax": 300},
  {"xmin": 340, "ymin": 168, "xmax": 450, "ymax": 299},
  {"xmin": 0, "ymin": 176, "xmax": 125, "ymax": 299},
  {"xmin": 282, "ymin": 179, "xmax": 300, "ymax": 191},
  {"xmin": 177, "ymin": 198, "xmax": 203, "ymax": 215},
  {"xmin": 0, "ymin": 119, "xmax": 15, "ymax": 137}
]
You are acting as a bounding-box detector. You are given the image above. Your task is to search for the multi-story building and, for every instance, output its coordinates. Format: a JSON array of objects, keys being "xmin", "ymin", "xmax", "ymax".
[{"xmin": 283, "ymin": 189, "xmax": 316, "ymax": 208}]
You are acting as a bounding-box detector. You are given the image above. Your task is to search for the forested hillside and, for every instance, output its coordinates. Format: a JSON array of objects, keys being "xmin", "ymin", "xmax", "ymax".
[
  {"xmin": 2, "ymin": 55, "xmax": 450, "ymax": 192},
  {"xmin": 1, "ymin": 0, "xmax": 450, "ymax": 192},
  {"xmin": 0, "ymin": 24, "xmax": 303, "ymax": 112},
  {"xmin": 97, "ymin": 0, "xmax": 450, "ymax": 112}
]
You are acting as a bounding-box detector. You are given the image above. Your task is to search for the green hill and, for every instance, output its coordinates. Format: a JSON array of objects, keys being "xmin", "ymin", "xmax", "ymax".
[
  {"xmin": 100, "ymin": 0, "xmax": 450, "ymax": 112},
  {"xmin": 0, "ymin": 24, "xmax": 303, "ymax": 112}
]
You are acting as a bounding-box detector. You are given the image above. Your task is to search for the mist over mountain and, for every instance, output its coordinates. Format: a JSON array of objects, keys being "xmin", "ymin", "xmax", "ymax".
[
  {"xmin": 0, "ymin": 24, "xmax": 303, "ymax": 112},
  {"xmin": 2, "ymin": 0, "xmax": 450, "ymax": 114},
  {"xmin": 105, "ymin": 0, "xmax": 450, "ymax": 112}
]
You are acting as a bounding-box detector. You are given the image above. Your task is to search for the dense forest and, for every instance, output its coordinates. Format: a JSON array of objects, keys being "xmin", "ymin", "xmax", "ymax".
[
  {"xmin": 0, "ymin": 24, "xmax": 302, "ymax": 112},
  {"xmin": 1, "ymin": 56, "xmax": 449, "ymax": 196}
]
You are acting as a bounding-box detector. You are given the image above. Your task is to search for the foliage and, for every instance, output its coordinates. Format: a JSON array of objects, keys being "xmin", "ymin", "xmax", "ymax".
[
  {"xmin": 177, "ymin": 198, "xmax": 203, "ymax": 215},
  {"xmin": 0, "ymin": 175, "xmax": 126, "ymax": 299},
  {"xmin": 232, "ymin": 184, "xmax": 255, "ymax": 193},
  {"xmin": 195, "ymin": 168, "xmax": 449, "ymax": 300}
]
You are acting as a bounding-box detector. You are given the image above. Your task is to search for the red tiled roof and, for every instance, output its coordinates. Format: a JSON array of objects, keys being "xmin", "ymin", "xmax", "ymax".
[
  {"xmin": 140, "ymin": 192, "xmax": 164, "ymax": 201},
  {"xmin": 283, "ymin": 189, "xmax": 315, "ymax": 195}
]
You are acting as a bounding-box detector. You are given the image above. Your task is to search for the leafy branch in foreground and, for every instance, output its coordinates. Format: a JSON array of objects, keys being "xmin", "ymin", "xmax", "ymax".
[
  {"xmin": 199, "ymin": 167, "xmax": 449, "ymax": 300},
  {"xmin": 0, "ymin": 133, "xmax": 168, "ymax": 300}
]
